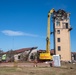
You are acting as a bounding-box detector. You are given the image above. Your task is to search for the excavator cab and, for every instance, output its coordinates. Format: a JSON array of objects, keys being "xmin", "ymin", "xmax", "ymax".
[{"xmin": 39, "ymin": 52, "xmax": 52, "ymax": 60}]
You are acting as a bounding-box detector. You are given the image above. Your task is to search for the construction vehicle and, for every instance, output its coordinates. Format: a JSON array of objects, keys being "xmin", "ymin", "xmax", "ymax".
[{"xmin": 39, "ymin": 9, "xmax": 55, "ymax": 60}]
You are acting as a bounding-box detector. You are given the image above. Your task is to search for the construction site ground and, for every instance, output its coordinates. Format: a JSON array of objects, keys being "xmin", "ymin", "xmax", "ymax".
[{"xmin": 0, "ymin": 62, "xmax": 76, "ymax": 75}]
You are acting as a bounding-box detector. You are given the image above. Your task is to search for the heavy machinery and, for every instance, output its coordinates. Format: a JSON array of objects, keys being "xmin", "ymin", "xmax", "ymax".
[{"xmin": 39, "ymin": 9, "xmax": 55, "ymax": 60}]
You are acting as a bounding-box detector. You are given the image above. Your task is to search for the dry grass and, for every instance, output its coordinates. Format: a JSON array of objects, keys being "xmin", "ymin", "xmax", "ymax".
[{"xmin": 0, "ymin": 63, "xmax": 76, "ymax": 75}]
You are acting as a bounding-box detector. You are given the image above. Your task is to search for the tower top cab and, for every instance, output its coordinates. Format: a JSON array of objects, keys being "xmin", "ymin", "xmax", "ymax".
[{"xmin": 53, "ymin": 9, "xmax": 70, "ymax": 21}]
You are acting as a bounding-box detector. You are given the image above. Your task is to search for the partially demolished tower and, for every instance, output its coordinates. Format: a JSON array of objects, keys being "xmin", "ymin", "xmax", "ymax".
[{"xmin": 53, "ymin": 9, "xmax": 72, "ymax": 61}]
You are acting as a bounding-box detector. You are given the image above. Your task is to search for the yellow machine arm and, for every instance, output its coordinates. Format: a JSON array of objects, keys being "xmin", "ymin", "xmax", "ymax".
[
  {"xmin": 46, "ymin": 9, "xmax": 55, "ymax": 53},
  {"xmin": 39, "ymin": 9, "xmax": 55, "ymax": 60}
]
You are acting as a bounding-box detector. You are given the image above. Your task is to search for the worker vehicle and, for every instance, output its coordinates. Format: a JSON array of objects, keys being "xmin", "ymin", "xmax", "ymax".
[{"xmin": 39, "ymin": 9, "xmax": 55, "ymax": 61}]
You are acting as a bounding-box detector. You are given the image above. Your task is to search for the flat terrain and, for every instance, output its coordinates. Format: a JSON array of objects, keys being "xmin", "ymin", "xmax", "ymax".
[{"xmin": 0, "ymin": 62, "xmax": 76, "ymax": 75}]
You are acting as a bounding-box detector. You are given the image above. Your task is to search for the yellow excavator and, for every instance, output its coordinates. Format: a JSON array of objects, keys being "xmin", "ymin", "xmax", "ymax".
[{"xmin": 39, "ymin": 9, "xmax": 55, "ymax": 60}]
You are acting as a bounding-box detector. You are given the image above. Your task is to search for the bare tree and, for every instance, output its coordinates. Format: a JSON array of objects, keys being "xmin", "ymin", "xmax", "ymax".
[
  {"xmin": 0, "ymin": 49, "xmax": 3, "ymax": 57},
  {"xmin": 6, "ymin": 49, "xmax": 14, "ymax": 62}
]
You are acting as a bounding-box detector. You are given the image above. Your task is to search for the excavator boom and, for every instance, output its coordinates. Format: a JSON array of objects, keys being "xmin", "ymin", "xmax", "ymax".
[
  {"xmin": 46, "ymin": 8, "xmax": 55, "ymax": 53},
  {"xmin": 39, "ymin": 9, "xmax": 55, "ymax": 60}
]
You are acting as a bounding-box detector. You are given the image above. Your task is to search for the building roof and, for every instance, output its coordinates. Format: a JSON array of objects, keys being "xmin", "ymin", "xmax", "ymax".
[
  {"xmin": 71, "ymin": 52, "xmax": 76, "ymax": 54},
  {"xmin": 14, "ymin": 47, "xmax": 37, "ymax": 54},
  {"xmin": 2, "ymin": 47, "xmax": 76, "ymax": 55},
  {"xmin": 38, "ymin": 49, "xmax": 54, "ymax": 54},
  {"xmin": 38, "ymin": 49, "xmax": 76, "ymax": 55},
  {"xmin": 2, "ymin": 47, "xmax": 38, "ymax": 54}
]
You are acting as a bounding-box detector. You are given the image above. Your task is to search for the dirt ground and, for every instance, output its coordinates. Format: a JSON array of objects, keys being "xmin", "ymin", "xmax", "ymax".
[{"xmin": 0, "ymin": 62, "xmax": 76, "ymax": 75}]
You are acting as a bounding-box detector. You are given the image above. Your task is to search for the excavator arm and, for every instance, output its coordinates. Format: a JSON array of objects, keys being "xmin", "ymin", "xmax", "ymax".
[
  {"xmin": 39, "ymin": 9, "xmax": 55, "ymax": 60},
  {"xmin": 46, "ymin": 9, "xmax": 55, "ymax": 53}
]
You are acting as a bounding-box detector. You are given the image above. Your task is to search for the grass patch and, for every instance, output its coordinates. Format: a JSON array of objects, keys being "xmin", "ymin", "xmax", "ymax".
[{"xmin": 0, "ymin": 63, "xmax": 76, "ymax": 75}]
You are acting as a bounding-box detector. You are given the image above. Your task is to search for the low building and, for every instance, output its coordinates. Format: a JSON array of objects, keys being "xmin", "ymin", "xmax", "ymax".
[
  {"xmin": 14, "ymin": 47, "xmax": 38, "ymax": 61},
  {"xmin": 1, "ymin": 48, "xmax": 76, "ymax": 62},
  {"xmin": 1, "ymin": 47, "xmax": 38, "ymax": 62},
  {"xmin": 71, "ymin": 52, "xmax": 76, "ymax": 62}
]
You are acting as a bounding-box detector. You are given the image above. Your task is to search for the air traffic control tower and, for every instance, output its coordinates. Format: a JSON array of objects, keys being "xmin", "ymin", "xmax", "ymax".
[{"xmin": 53, "ymin": 9, "xmax": 72, "ymax": 61}]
